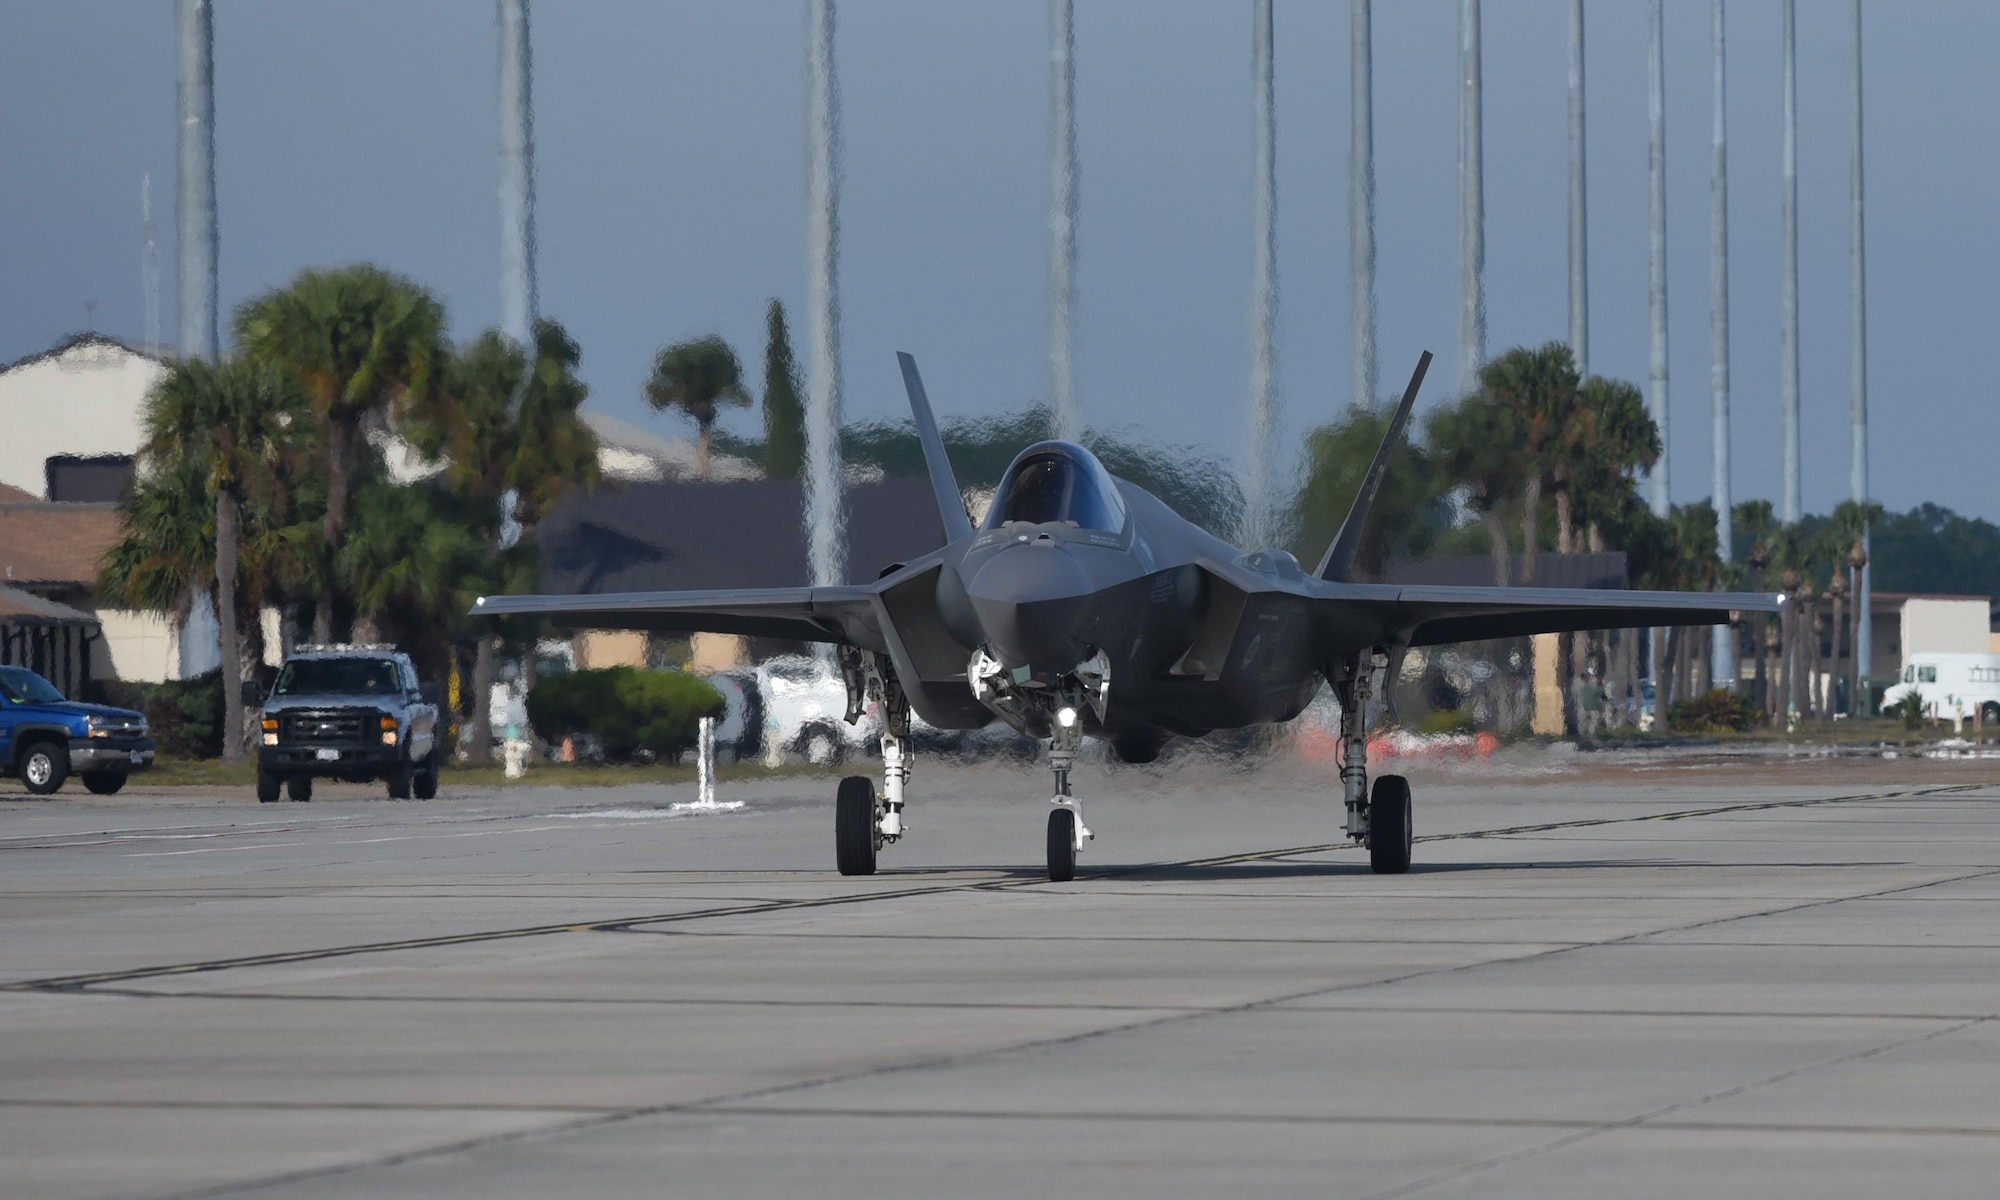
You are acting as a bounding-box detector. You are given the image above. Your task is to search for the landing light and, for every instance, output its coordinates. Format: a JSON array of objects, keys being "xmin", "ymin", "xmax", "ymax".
[{"xmin": 1057, "ymin": 706, "xmax": 1078, "ymax": 729}]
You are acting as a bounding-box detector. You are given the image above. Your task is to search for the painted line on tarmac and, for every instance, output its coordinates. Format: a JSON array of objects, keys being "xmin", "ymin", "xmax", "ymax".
[{"xmin": 2, "ymin": 783, "xmax": 1973, "ymax": 995}]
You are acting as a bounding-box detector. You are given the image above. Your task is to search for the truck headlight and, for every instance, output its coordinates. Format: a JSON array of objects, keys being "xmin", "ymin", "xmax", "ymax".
[
  {"xmin": 380, "ymin": 714, "xmax": 399, "ymax": 746},
  {"xmin": 261, "ymin": 717, "xmax": 279, "ymax": 746}
]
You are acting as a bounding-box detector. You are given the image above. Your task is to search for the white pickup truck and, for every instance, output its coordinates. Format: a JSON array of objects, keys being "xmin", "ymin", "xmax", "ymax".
[{"xmin": 1880, "ymin": 653, "xmax": 2000, "ymax": 724}]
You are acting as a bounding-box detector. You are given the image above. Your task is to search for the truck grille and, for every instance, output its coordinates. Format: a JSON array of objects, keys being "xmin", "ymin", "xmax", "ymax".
[{"xmin": 282, "ymin": 708, "xmax": 373, "ymax": 745}]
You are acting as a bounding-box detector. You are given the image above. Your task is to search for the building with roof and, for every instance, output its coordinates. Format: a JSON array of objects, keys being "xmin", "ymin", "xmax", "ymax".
[
  {"xmin": 0, "ymin": 333, "xmax": 163, "ymax": 500},
  {"xmin": 537, "ymin": 477, "xmax": 945, "ymax": 669},
  {"xmin": 0, "ymin": 501, "xmax": 195, "ymax": 686},
  {"xmin": 0, "ymin": 583, "xmax": 100, "ymax": 699}
]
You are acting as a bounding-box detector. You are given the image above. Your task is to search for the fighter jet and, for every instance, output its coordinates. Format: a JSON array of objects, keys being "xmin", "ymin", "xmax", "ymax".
[{"xmin": 474, "ymin": 351, "xmax": 1778, "ymax": 881}]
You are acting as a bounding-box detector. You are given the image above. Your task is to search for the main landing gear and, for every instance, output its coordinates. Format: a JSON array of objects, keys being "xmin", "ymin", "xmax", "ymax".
[
  {"xmin": 834, "ymin": 651, "xmax": 910, "ymax": 877},
  {"xmin": 1336, "ymin": 649, "xmax": 1413, "ymax": 874}
]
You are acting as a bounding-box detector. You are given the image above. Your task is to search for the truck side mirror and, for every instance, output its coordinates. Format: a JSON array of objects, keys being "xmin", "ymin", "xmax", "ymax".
[
  {"xmin": 420, "ymin": 681, "xmax": 441, "ymax": 706},
  {"xmin": 240, "ymin": 680, "xmax": 264, "ymax": 707}
]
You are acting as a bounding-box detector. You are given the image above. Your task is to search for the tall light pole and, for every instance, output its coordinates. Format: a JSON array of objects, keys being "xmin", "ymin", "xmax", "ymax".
[
  {"xmin": 1459, "ymin": 0, "xmax": 1485, "ymax": 388},
  {"xmin": 1850, "ymin": 0, "xmax": 1873, "ymax": 696},
  {"xmin": 1647, "ymin": 0, "xmax": 1669, "ymax": 518},
  {"xmin": 1242, "ymin": 0, "xmax": 1279, "ymax": 550},
  {"xmin": 1781, "ymin": 0, "xmax": 1801, "ymax": 524},
  {"xmin": 1048, "ymin": 0, "xmax": 1081, "ymax": 443},
  {"xmin": 805, "ymin": 0, "xmax": 846, "ymax": 589},
  {"xmin": 498, "ymin": 0, "xmax": 537, "ymax": 351},
  {"xmin": 1351, "ymin": 0, "xmax": 1376, "ymax": 409},
  {"xmin": 1711, "ymin": 0, "xmax": 1734, "ymax": 685},
  {"xmin": 175, "ymin": 0, "xmax": 217, "ymax": 360},
  {"xmin": 142, "ymin": 175, "xmax": 161, "ymax": 358},
  {"xmin": 1567, "ymin": 0, "xmax": 1587, "ymax": 376}
]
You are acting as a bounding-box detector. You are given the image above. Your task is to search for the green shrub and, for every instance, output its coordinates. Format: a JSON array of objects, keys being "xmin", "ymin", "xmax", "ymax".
[
  {"xmin": 1419, "ymin": 709, "xmax": 1476, "ymax": 736},
  {"xmin": 1667, "ymin": 687, "xmax": 1759, "ymax": 734},
  {"xmin": 144, "ymin": 670, "xmax": 225, "ymax": 758},
  {"xmin": 526, "ymin": 666, "xmax": 724, "ymax": 762},
  {"xmin": 1893, "ymin": 689, "xmax": 1926, "ymax": 731}
]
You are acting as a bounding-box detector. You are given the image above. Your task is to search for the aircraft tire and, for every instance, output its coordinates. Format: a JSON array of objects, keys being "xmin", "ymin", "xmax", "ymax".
[
  {"xmin": 835, "ymin": 775, "xmax": 878, "ymax": 876},
  {"xmin": 1047, "ymin": 808, "xmax": 1077, "ymax": 883},
  {"xmin": 1369, "ymin": 775, "xmax": 1413, "ymax": 874}
]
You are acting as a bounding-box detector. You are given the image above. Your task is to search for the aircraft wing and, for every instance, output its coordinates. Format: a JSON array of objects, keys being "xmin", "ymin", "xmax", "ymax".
[
  {"xmin": 470, "ymin": 586, "xmax": 883, "ymax": 647},
  {"xmin": 1351, "ymin": 583, "xmax": 1782, "ymax": 648}
]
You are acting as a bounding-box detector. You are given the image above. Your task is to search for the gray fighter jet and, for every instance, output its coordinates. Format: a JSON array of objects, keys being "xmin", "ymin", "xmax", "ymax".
[{"xmin": 475, "ymin": 351, "xmax": 1778, "ymax": 881}]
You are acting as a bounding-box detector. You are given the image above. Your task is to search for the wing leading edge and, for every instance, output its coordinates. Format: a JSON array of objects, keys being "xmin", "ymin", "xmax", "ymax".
[
  {"xmin": 470, "ymin": 586, "xmax": 882, "ymax": 647},
  {"xmin": 1308, "ymin": 581, "xmax": 1782, "ymax": 649}
]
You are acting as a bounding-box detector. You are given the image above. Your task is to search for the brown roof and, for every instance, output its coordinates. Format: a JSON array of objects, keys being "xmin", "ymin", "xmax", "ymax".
[
  {"xmin": 0, "ymin": 482, "xmax": 40, "ymax": 504},
  {"xmin": 0, "ymin": 584, "xmax": 96, "ymax": 623},
  {"xmin": 0, "ymin": 503, "xmax": 124, "ymax": 587}
]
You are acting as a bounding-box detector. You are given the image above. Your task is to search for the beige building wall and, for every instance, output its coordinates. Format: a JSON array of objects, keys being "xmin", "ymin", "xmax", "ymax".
[
  {"xmin": 575, "ymin": 630, "xmax": 647, "ymax": 670},
  {"xmin": 689, "ymin": 632, "xmax": 747, "ymax": 673},
  {"xmin": 0, "ymin": 339, "xmax": 163, "ymax": 497},
  {"xmin": 1531, "ymin": 633, "xmax": 1564, "ymax": 735},
  {"xmin": 1900, "ymin": 598, "xmax": 1989, "ymax": 663},
  {"xmin": 94, "ymin": 609, "xmax": 178, "ymax": 683}
]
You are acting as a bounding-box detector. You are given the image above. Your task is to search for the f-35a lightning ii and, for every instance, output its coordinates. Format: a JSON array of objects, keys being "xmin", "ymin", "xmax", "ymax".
[{"xmin": 475, "ymin": 351, "xmax": 1779, "ymax": 881}]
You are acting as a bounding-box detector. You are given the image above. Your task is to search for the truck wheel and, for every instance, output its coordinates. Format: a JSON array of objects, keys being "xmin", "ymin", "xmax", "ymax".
[
  {"xmin": 286, "ymin": 775, "xmax": 313, "ymax": 802},
  {"xmin": 412, "ymin": 748, "xmax": 438, "ymax": 801},
  {"xmin": 20, "ymin": 740, "xmax": 68, "ymax": 795},
  {"xmin": 257, "ymin": 769, "xmax": 282, "ymax": 803},
  {"xmin": 386, "ymin": 760, "xmax": 413, "ymax": 800},
  {"xmin": 81, "ymin": 772, "xmax": 126, "ymax": 796}
]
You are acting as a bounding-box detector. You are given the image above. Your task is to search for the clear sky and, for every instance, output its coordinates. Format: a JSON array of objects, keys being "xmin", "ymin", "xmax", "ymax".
[{"xmin": 2, "ymin": 1, "xmax": 1991, "ymax": 521}]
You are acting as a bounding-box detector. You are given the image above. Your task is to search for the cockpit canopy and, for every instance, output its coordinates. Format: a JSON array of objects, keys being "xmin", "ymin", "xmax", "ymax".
[{"xmin": 983, "ymin": 442, "xmax": 1128, "ymax": 533}]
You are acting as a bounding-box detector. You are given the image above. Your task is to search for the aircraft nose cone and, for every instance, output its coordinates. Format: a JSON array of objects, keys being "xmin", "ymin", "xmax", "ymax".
[{"xmin": 967, "ymin": 543, "xmax": 1092, "ymax": 670}]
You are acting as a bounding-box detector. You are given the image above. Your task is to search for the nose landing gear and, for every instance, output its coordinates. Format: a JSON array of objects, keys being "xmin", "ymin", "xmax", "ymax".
[{"xmin": 1045, "ymin": 701, "xmax": 1092, "ymax": 882}]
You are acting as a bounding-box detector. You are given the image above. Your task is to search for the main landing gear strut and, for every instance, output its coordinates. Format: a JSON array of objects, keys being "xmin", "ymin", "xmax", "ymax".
[
  {"xmin": 1335, "ymin": 648, "xmax": 1413, "ymax": 874},
  {"xmin": 835, "ymin": 650, "xmax": 910, "ymax": 876}
]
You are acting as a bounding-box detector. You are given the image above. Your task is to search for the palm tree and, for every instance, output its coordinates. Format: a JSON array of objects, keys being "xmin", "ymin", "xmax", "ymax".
[
  {"xmin": 1476, "ymin": 342, "xmax": 1579, "ymax": 585},
  {"xmin": 139, "ymin": 357, "xmax": 309, "ymax": 759},
  {"xmin": 645, "ymin": 335, "xmax": 750, "ymax": 480},
  {"xmin": 1426, "ymin": 396, "xmax": 1522, "ymax": 585},
  {"xmin": 236, "ymin": 265, "xmax": 448, "ymax": 641},
  {"xmin": 338, "ymin": 481, "xmax": 493, "ymax": 687},
  {"xmin": 406, "ymin": 319, "xmax": 600, "ymax": 762},
  {"xmin": 1735, "ymin": 500, "xmax": 1780, "ymax": 711}
]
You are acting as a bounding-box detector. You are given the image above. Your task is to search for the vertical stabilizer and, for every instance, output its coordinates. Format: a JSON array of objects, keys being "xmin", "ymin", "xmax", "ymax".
[
  {"xmin": 895, "ymin": 352, "xmax": 974, "ymax": 543},
  {"xmin": 1314, "ymin": 351, "xmax": 1432, "ymax": 581}
]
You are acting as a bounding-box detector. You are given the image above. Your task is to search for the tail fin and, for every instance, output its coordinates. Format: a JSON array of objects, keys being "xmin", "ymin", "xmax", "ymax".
[
  {"xmin": 1313, "ymin": 350, "xmax": 1433, "ymax": 581},
  {"xmin": 895, "ymin": 352, "xmax": 974, "ymax": 543}
]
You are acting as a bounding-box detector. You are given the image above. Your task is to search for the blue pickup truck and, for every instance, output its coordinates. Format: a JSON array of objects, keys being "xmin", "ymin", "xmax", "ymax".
[{"xmin": 0, "ymin": 666, "xmax": 154, "ymax": 795}]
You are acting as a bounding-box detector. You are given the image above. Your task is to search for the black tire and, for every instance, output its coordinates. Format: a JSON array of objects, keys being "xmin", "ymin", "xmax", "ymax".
[
  {"xmin": 81, "ymin": 773, "xmax": 126, "ymax": 796},
  {"xmin": 1369, "ymin": 774, "xmax": 1413, "ymax": 875},
  {"xmin": 835, "ymin": 775, "xmax": 878, "ymax": 876},
  {"xmin": 19, "ymin": 740, "xmax": 67, "ymax": 795},
  {"xmin": 257, "ymin": 769, "xmax": 282, "ymax": 803},
  {"xmin": 386, "ymin": 759, "xmax": 413, "ymax": 800},
  {"xmin": 412, "ymin": 748, "xmax": 439, "ymax": 801},
  {"xmin": 286, "ymin": 775, "xmax": 313, "ymax": 803},
  {"xmin": 1047, "ymin": 807, "xmax": 1078, "ymax": 883}
]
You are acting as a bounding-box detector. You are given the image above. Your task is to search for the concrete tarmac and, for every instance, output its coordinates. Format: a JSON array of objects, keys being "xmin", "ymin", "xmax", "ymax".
[{"xmin": 3, "ymin": 751, "xmax": 1999, "ymax": 1198}]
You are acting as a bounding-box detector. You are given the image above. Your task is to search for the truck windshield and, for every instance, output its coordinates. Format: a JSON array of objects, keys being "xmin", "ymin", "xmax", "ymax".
[
  {"xmin": 0, "ymin": 667, "xmax": 64, "ymax": 705},
  {"xmin": 273, "ymin": 659, "xmax": 402, "ymax": 697}
]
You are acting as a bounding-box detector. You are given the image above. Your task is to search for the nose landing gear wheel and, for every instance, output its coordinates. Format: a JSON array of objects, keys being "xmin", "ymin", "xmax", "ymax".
[
  {"xmin": 1047, "ymin": 807, "xmax": 1078, "ymax": 882},
  {"xmin": 835, "ymin": 775, "xmax": 880, "ymax": 876},
  {"xmin": 1368, "ymin": 774, "xmax": 1413, "ymax": 874}
]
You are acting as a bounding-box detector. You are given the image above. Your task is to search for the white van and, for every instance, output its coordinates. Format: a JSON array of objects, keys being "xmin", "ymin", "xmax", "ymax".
[{"xmin": 1880, "ymin": 653, "xmax": 2000, "ymax": 723}]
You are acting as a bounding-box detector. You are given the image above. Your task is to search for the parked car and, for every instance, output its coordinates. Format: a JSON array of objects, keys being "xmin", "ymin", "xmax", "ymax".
[
  {"xmin": 0, "ymin": 666, "xmax": 153, "ymax": 795},
  {"xmin": 245, "ymin": 645, "xmax": 441, "ymax": 802}
]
